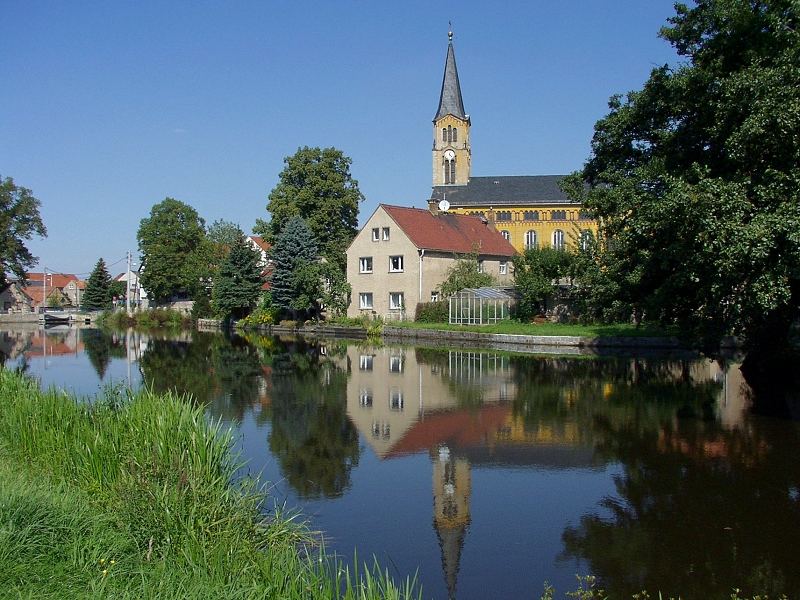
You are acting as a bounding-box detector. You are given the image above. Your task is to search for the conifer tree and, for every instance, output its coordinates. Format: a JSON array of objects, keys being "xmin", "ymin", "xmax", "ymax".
[
  {"xmin": 270, "ymin": 216, "xmax": 319, "ymax": 319},
  {"xmin": 83, "ymin": 258, "xmax": 112, "ymax": 311},
  {"xmin": 212, "ymin": 233, "xmax": 264, "ymax": 321}
]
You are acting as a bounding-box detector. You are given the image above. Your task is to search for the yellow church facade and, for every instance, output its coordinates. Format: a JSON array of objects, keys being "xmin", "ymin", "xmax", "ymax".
[{"xmin": 428, "ymin": 31, "xmax": 597, "ymax": 254}]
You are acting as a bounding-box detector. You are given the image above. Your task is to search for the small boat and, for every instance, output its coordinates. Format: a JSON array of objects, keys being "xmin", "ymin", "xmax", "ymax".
[{"xmin": 41, "ymin": 312, "xmax": 71, "ymax": 326}]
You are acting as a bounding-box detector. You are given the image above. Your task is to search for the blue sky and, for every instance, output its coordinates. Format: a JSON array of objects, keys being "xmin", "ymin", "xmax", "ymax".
[{"xmin": 1, "ymin": 1, "xmax": 681, "ymax": 277}]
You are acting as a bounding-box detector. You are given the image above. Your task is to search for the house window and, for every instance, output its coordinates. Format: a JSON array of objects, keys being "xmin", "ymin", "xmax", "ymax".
[
  {"xmin": 524, "ymin": 210, "xmax": 539, "ymax": 221},
  {"xmin": 525, "ymin": 230, "xmax": 537, "ymax": 249},
  {"xmin": 382, "ymin": 227, "xmax": 390, "ymax": 241},
  {"xmin": 359, "ymin": 257, "xmax": 373, "ymax": 273},
  {"xmin": 389, "ymin": 292, "xmax": 404, "ymax": 310},
  {"xmin": 372, "ymin": 421, "xmax": 390, "ymax": 439},
  {"xmin": 496, "ymin": 211, "xmax": 512, "ymax": 222},
  {"xmin": 552, "ymin": 229, "xmax": 565, "ymax": 250},
  {"xmin": 389, "ymin": 255, "xmax": 404, "ymax": 272},
  {"xmin": 359, "ymin": 293, "xmax": 373, "ymax": 309},
  {"xmin": 359, "ymin": 389, "xmax": 373, "ymax": 408},
  {"xmin": 359, "ymin": 355, "xmax": 373, "ymax": 371},
  {"xmin": 578, "ymin": 209, "xmax": 591, "ymax": 220},
  {"xmin": 389, "ymin": 355, "xmax": 404, "ymax": 373},
  {"xmin": 551, "ymin": 210, "xmax": 567, "ymax": 220},
  {"xmin": 372, "ymin": 228, "xmax": 380, "ymax": 241},
  {"xmin": 431, "ymin": 291, "xmax": 440, "ymax": 302},
  {"xmin": 477, "ymin": 260, "xmax": 484, "ymax": 273},
  {"xmin": 500, "ymin": 230, "xmax": 510, "ymax": 242},
  {"xmin": 389, "ymin": 390, "xmax": 404, "ymax": 411},
  {"xmin": 499, "ymin": 261, "xmax": 508, "ymax": 275}
]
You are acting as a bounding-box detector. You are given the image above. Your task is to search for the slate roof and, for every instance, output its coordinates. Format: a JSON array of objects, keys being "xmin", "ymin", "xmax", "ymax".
[
  {"xmin": 431, "ymin": 175, "xmax": 579, "ymax": 207},
  {"xmin": 434, "ymin": 42, "xmax": 468, "ymax": 122},
  {"xmin": 381, "ymin": 204, "xmax": 516, "ymax": 256}
]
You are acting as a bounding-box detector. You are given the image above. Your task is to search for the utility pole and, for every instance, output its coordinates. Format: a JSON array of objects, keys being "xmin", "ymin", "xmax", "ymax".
[{"xmin": 126, "ymin": 251, "xmax": 132, "ymax": 316}]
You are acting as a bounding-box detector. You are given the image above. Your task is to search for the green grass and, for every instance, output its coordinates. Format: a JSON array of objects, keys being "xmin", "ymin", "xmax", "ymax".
[
  {"xmin": 0, "ymin": 369, "xmax": 419, "ymax": 599},
  {"xmin": 390, "ymin": 320, "xmax": 678, "ymax": 338}
]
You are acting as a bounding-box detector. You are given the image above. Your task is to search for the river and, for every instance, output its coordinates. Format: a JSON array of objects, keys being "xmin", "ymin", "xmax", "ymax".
[{"xmin": 1, "ymin": 325, "xmax": 798, "ymax": 599}]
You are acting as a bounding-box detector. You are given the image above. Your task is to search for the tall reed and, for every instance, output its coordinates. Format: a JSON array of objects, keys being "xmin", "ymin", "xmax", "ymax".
[{"xmin": 0, "ymin": 369, "xmax": 419, "ymax": 599}]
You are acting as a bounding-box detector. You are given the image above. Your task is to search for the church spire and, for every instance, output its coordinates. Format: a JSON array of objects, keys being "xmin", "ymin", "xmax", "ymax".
[{"xmin": 434, "ymin": 29, "xmax": 467, "ymax": 122}]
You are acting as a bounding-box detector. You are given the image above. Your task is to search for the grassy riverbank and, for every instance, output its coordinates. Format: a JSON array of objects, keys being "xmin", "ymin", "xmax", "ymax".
[
  {"xmin": 390, "ymin": 320, "xmax": 678, "ymax": 338},
  {"xmin": 0, "ymin": 369, "xmax": 418, "ymax": 599}
]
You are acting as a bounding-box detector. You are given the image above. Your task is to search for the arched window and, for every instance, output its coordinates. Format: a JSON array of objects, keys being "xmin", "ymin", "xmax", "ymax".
[
  {"xmin": 452, "ymin": 128, "xmax": 458, "ymax": 143},
  {"xmin": 442, "ymin": 128, "xmax": 447, "ymax": 142},
  {"xmin": 447, "ymin": 125, "xmax": 452, "ymax": 143},
  {"xmin": 524, "ymin": 210, "xmax": 539, "ymax": 221},
  {"xmin": 500, "ymin": 230, "xmax": 510, "ymax": 242},
  {"xmin": 525, "ymin": 230, "xmax": 537, "ymax": 249},
  {"xmin": 580, "ymin": 229, "xmax": 593, "ymax": 251},
  {"xmin": 552, "ymin": 229, "xmax": 565, "ymax": 250},
  {"xmin": 449, "ymin": 159, "xmax": 456, "ymax": 183}
]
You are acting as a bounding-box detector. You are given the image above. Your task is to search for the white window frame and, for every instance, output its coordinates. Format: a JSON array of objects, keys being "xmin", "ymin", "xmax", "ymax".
[
  {"xmin": 359, "ymin": 355, "xmax": 374, "ymax": 371},
  {"xmin": 552, "ymin": 229, "xmax": 565, "ymax": 251},
  {"xmin": 500, "ymin": 230, "xmax": 510, "ymax": 242},
  {"xmin": 389, "ymin": 255, "xmax": 404, "ymax": 272},
  {"xmin": 389, "ymin": 292, "xmax": 404, "ymax": 310},
  {"xmin": 525, "ymin": 230, "xmax": 537, "ymax": 249},
  {"xmin": 371, "ymin": 228, "xmax": 380, "ymax": 241},
  {"xmin": 389, "ymin": 355, "xmax": 404, "ymax": 373},
  {"xmin": 431, "ymin": 291, "xmax": 440, "ymax": 302},
  {"xmin": 359, "ymin": 256, "xmax": 373, "ymax": 273},
  {"xmin": 382, "ymin": 227, "xmax": 390, "ymax": 241},
  {"xmin": 359, "ymin": 292, "xmax": 373, "ymax": 309},
  {"xmin": 359, "ymin": 389, "xmax": 373, "ymax": 407},
  {"xmin": 389, "ymin": 389, "xmax": 404, "ymax": 411},
  {"xmin": 477, "ymin": 260, "xmax": 484, "ymax": 273},
  {"xmin": 499, "ymin": 261, "xmax": 508, "ymax": 275}
]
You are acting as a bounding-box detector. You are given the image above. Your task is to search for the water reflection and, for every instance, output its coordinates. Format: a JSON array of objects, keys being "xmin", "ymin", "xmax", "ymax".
[{"xmin": 2, "ymin": 326, "xmax": 797, "ymax": 599}]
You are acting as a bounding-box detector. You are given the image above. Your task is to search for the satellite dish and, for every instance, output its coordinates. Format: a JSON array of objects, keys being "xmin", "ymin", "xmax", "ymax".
[{"xmin": 438, "ymin": 199, "xmax": 450, "ymax": 212}]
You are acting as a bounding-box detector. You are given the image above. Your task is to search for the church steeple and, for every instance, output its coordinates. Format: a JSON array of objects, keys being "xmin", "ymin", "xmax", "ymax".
[
  {"xmin": 432, "ymin": 28, "xmax": 471, "ymax": 187},
  {"xmin": 434, "ymin": 29, "xmax": 468, "ymax": 122}
]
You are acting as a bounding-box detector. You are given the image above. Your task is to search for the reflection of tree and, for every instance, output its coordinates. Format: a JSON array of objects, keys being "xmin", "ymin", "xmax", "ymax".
[
  {"xmin": 81, "ymin": 329, "xmax": 126, "ymax": 380},
  {"xmin": 206, "ymin": 334, "xmax": 267, "ymax": 423},
  {"xmin": 561, "ymin": 412, "xmax": 800, "ymax": 598},
  {"xmin": 139, "ymin": 333, "xmax": 218, "ymax": 405},
  {"xmin": 268, "ymin": 340, "xmax": 360, "ymax": 499}
]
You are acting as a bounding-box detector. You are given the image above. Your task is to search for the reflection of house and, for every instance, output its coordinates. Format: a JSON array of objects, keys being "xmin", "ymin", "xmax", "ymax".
[
  {"xmin": 0, "ymin": 282, "xmax": 33, "ymax": 312},
  {"xmin": 346, "ymin": 205, "xmax": 515, "ymax": 319},
  {"xmin": 428, "ymin": 31, "xmax": 597, "ymax": 253}
]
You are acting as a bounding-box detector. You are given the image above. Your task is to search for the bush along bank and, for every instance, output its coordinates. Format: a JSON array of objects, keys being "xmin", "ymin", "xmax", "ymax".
[{"xmin": 0, "ymin": 370, "xmax": 419, "ymax": 600}]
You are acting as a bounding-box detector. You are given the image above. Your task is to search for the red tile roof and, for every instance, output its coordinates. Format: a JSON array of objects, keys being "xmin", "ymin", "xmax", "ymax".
[
  {"xmin": 381, "ymin": 205, "xmax": 516, "ymax": 256},
  {"xmin": 26, "ymin": 272, "xmax": 80, "ymax": 289},
  {"xmin": 248, "ymin": 236, "xmax": 271, "ymax": 252}
]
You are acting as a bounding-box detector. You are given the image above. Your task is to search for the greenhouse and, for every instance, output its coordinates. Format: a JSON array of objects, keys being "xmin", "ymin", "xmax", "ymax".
[{"xmin": 448, "ymin": 287, "xmax": 516, "ymax": 325}]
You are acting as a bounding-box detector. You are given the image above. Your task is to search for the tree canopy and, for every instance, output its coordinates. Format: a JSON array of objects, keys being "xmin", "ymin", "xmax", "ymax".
[
  {"xmin": 439, "ymin": 253, "xmax": 496, "ymax": 297},
  {"xmin": 512, "ymin": 247, "xmax": 574, "ymax": 320},
  {"xmin": 83, "ymin": 258, "xmax": 113, "ymax": 311},
  {"xmin": 269, "ymin": 216, "xmax": 321, "ymax": 320},
  {"xmin": 212, "ymin": 232, "xmax": 264, "ymax": 321},
  {"xmin": 255, "ymin": 147, "xmax": 363, "ymax": 272},
  {"xmin": 0, "ymin": 175, "xmax": 47, "ymax": 286},
  {"xmin": 137, "ymin": 198, "xmax": 206, "ymax": 304},
  {"xmin": 568, "ymin": 0, "xmax": 800, "ymax": 351}
]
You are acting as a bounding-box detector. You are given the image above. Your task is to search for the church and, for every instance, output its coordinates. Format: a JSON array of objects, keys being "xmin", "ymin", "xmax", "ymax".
[{"xmin": 427, "ymin": 30, "xmax": 597, "ymax": 253}]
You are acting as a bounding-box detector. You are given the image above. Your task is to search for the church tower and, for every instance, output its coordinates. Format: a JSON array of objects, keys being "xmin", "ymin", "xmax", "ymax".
[{"xmin": 433, "ymin": 29, "xmax": 471, "ymax": 187}]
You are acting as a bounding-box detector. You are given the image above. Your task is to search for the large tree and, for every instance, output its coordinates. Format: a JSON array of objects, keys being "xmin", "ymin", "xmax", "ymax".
[
  {"xmin": 255, "ymin": 146, "xmax": 363, "ymax": 272},
  {"xmin": 568, "ymin": 0, "xmax": 800, "ymax": 352},
  {"xmin": 212, "ymin": 232, "xmax": 264, "ymax": 321},
  {"xmin": 82, "ymin": 258, "xmax": 113, "ymax": 311},
  {"xmin": 512, "ymin": 247, "xmax": 574, "ymax": 320},
  {"xmin": 137, "ymin": 198, "xmax": 206, "ymax": 304},
  {"xmin": 269, "ymin": 216, "xmax": 321, "ymax": 319},
  {"xmin": 0, "ymin": 175, "xmax": 47, "ymax": 286}
]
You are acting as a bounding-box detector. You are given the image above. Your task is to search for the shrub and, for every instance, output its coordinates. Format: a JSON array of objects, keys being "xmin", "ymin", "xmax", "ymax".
[{"xmin": 415, "ymin": 301, "xmax": 448, "ymax": 323}]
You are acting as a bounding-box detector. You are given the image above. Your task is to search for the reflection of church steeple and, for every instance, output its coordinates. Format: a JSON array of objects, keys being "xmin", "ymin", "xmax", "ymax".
[{"xmin": 432, "ymin": 445, "xmax": 471, "ymax": 599}]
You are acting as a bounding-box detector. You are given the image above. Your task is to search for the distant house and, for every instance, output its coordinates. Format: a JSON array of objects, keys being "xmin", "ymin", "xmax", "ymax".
[
  {"xmin": 115, "ymin": 270, "xmax": 149, "ymax": 309},
  {"xmin": 346, "ymin": 204, "xmax": 516, "ymax": 320},
  {"xmin": 0, "ymin": 282, "xmax": 34, "ymax": 313},
  {"xmin": 22, "ymin": 273, "xmax": 82, "ymax": 310},
  {"xmin": 246, "ymin": 235, "xmax": 273, "ymax": 291}
]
